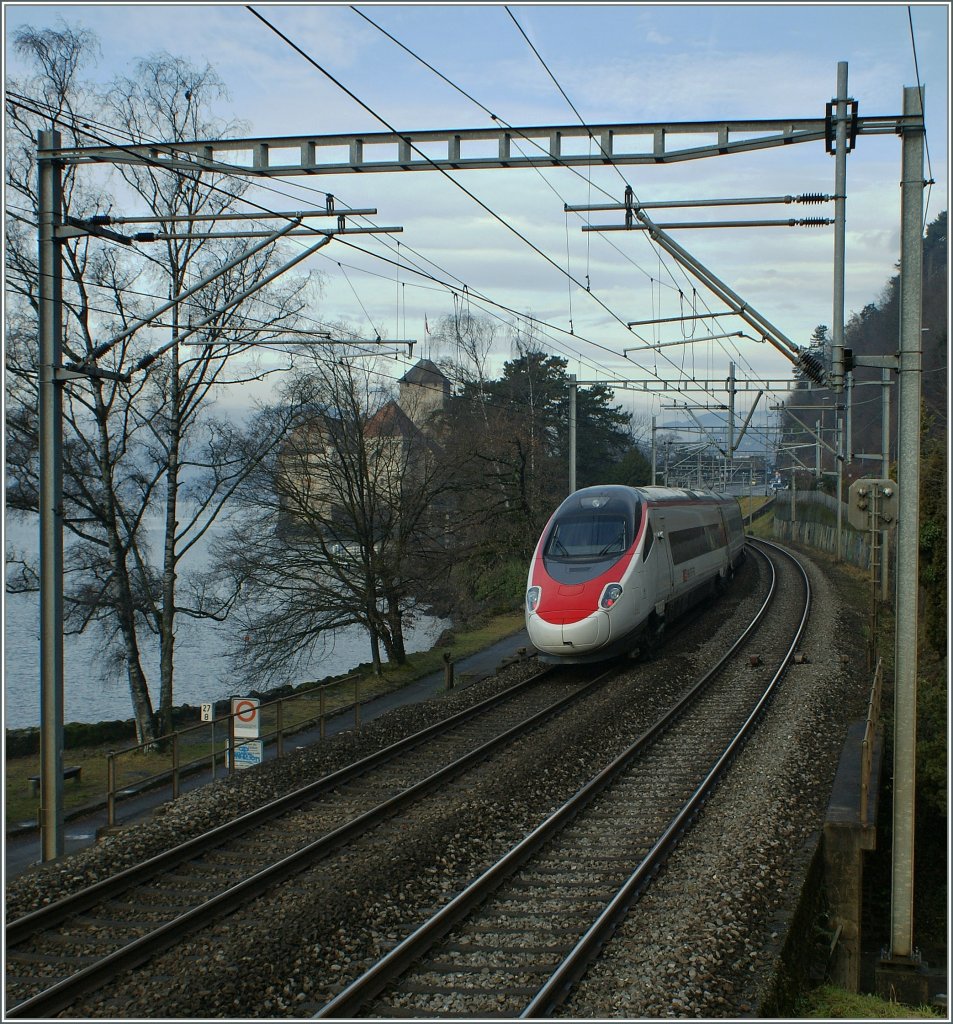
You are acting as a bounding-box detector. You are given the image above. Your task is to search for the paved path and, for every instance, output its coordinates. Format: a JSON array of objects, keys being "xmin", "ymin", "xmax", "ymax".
[{"xmin": 5, "ymin": 630, "xmax": 532, "ymax": 880}]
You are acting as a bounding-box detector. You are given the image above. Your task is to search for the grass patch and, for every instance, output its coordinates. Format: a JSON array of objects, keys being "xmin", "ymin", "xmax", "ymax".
[
  {"xmin": 796, "ymin": 984, "xmax": 942, "ymax": 1018},
  {"xmin": 374, "ymin": 612, "xmax": 525, "ymax": 690},
  {"xmin": 5, "ymin": 611, "xmax": 527, "ymax": 829}
]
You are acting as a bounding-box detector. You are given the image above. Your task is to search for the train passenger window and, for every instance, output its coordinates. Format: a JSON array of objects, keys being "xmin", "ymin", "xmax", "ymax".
[{"xmin": 669, "ymin": 524, "xmax": 710, "ymax": 564}]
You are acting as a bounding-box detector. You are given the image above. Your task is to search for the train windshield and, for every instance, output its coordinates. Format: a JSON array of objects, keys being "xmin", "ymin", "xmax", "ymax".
[
  {"xmin": 540, "ymin": 488, "xmax": 642, "ymax": 583},
  {"xmin": 544, "ymin": 514, "xmax": 630, "ymax": 559}
]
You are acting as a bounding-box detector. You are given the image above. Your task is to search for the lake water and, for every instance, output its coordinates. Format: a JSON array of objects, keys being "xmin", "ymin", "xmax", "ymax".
[{"xmin": 3, "ymin": 515, "xmax": 448, "ymax": 730}]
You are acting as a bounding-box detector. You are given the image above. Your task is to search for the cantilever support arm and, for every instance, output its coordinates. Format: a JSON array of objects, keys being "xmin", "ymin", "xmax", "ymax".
[{"xmin": 135, "ymin": 235, "xmax": 333, "ymax": 372}]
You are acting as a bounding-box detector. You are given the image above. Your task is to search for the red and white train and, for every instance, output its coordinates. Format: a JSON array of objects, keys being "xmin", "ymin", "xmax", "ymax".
[{"xmin": 525, "ymin": 485, "xmax": 746, "ymax": 663}]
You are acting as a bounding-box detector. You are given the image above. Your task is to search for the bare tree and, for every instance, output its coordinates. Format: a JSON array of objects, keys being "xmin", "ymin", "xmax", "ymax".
[
  {"xmin": 217, "ymin": 349, "xmax": 467, "ymax": 682},
  {"xmin": 5, "ymin": 26, "xmax": 315, "ymax": 741},
  {"xmin": 429, "ymin": 305, "xmax": 496, "ymax": 416}
]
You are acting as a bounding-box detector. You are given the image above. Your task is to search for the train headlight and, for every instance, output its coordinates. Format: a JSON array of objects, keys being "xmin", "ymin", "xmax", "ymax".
[
  {"xmin": 526, "ymin": 586, "xmax": 541, "ymax": 613},
  {"xmin": 600, "ymin": 583, "xmax": 623, "ymax": 609}
]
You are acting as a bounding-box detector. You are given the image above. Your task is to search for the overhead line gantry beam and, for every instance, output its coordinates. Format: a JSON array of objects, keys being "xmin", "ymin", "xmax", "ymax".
[{"xmin": 46, "ymin": 115, "xmax": 911, "ymax": 176}]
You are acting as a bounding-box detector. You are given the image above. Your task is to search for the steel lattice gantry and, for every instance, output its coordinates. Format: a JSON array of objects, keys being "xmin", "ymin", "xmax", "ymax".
[{"xmin": 48, "ymin": 114, "xmax": 912, "ymax": 176}]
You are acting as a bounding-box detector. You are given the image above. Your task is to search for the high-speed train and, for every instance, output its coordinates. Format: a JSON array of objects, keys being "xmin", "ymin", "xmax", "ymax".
[{"xmin": 525, "ymin": 485, "xmax": 746, "ymax": 663}]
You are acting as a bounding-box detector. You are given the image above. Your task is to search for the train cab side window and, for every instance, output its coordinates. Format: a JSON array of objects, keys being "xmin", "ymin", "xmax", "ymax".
[{"xmin": 642, "ymin": 517, "xmax": 654, "ymax": 559}]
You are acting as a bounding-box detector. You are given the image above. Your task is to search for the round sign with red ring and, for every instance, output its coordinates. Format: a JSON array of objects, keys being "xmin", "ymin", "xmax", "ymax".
[{"xmin": 235, "ymin": 699, "xmax": 258, "ymax": 722}]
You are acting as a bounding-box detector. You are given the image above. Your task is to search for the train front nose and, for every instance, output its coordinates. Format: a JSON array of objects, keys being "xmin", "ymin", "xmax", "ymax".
[{"xmin": 528, "ymin": 609, "xmax": 611, "ymax": 654}]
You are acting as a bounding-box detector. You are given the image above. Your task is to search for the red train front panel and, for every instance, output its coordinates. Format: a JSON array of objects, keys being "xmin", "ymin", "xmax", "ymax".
[{"xmin": 525, "ymin": 486, "xmax": 650, "ymax": 659}]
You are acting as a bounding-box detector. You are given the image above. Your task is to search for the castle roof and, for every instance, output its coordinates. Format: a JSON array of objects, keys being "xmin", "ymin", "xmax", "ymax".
[
  {"xmin": 364, "ymin": 400, "xmax": 419, "ymax": 439},
  {"xmin": 399, "ymin": 358, "xmax": 447, "ymax": 387}
]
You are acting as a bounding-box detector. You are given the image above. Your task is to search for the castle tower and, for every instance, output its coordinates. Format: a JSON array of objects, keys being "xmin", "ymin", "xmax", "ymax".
[{"xmin": 398, "ymin": 358, "xmax": 450, "ymax": 428}]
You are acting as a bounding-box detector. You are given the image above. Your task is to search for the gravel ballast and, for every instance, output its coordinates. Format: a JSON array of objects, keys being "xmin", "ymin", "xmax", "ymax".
[{"xmin": 6, "ymin": 544, "xmax": 871, "ymax": 1018}]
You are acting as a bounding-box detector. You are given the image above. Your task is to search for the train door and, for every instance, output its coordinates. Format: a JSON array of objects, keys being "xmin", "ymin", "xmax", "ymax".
[
  {"xmin": 654, "ymin": 513, "xmax": 676, "ymax": 609},
  {"xmin": 716, "ymin": 505, "xmax": 733, "ymax": 579}
]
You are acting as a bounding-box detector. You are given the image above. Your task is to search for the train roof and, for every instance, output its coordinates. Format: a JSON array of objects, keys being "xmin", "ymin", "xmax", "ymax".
[
  {"xmin": 564, "ymin": 484, "xmax": 738, "ymax": 507},
  {"xmin": 636, "ymin": 486, "xmax": 738, "ymax": 504}
]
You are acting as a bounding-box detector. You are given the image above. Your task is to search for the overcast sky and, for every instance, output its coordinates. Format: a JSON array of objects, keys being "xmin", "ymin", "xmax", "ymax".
[{"xmin": 4, "ymin": 1, "xmax": 949, "ymax": 434}]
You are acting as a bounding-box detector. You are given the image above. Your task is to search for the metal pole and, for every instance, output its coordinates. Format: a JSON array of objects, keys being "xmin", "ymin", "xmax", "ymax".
[
  {"xmin": 888, "ymin": 83, "xmax": 924, "ymax": 963},
  {"xmin": 727, "ymin": 362, "xmax": 736, "ymax": 456},
  {"xmin": 831, "ymin": 61, "xmax": 850, "ymax": 391},
  {"xmin": 651, "ymin": 415, "xmax": 657, "ymax": 485},
  {"xmin": 38, "ymin": 130, "xmax": 65, "ymax": 861},
  {"xmin": 227, "ymin": 710, "xmax": 236, "ymax": 775},
  {"xmin": 569, "ymin": 375, "xmax": 577, "ymax": 493},
  {"xmin": 881, "ymin": 368, "xmax": 892, "ymax": 602},
  {"xmin": 816, "ymin": 420, "xmax": 822, "ymax": 479},
  {"xmin": 725, "ymin": 361, "xmax": 736, "ymax": 491},
  {"xmin": 836, "ymin": 417, "xmax": 844, "ymax": 561}
]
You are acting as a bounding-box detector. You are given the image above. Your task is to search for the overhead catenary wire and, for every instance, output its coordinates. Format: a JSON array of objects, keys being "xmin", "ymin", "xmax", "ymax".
[
  {"xmin": 346, "ymin": 7, "xmax": 689, "ymax": 301},
  {"xmin": 10, "ymin": 50, "xmax": 785, "ymax": 449},
  {"xmin": 341, "ymin": 5, "xmax": 786, "ymax": 422},
  {"xmin": 11, "ymin": 61, "xmax": 661, "ymax": 388},
  {"xmin": 9, "ymin": 74, "xmax": 767, "ymax": 405},
  {"xmin": 501, "ymin": 6, "xmax": 813, "ymax": 397},
  {"xmin": 500, "ymin": 7, "xmax": 787, "ymax": 409},
  {"xmin": 905, "ymin": 4, "xmax": 935, "ymax": 228},
  {"xmin": 244, "ymin": 4, "xmax": 641, "ymax": 338}
]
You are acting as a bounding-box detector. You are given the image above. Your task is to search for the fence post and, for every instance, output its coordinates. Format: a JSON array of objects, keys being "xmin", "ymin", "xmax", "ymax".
[
  {"xmin": 227, "ymin": 709, "xmax": 236, "ymax": 775},
  {"xmin": 276, "ymin": 699, "xmax": 284, "ymax": 760},
  {"xmin": 172, "ymin": 731, "xmax": 180, "ymax": 800},
  {"xmin": 354, "ymin": 675, "xmax": 361, "ymax": 729},
  {"xmin": 320, "ymin": 686, "xmax": 326, "ymax": 739},
  {"xmin": 107, "ymin": 751, "xmax": 116, "ymax": 827}
]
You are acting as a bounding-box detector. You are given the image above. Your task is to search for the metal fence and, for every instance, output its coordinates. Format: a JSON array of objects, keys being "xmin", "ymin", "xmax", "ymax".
[
  {"xmin": 105, "ymin": 674, "xmax": 365, "ymax": 825},
  {"xmin": 772, "ymin": 491, "xmax": 872, "ymax": 570}
]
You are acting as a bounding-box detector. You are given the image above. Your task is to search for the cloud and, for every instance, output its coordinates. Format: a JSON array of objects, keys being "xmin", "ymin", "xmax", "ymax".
[{"xmin": 644, "ymin": 30, "xmax": 672, "ymax": 46}]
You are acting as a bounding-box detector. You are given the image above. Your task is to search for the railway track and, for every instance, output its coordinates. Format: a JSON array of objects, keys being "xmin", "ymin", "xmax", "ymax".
[
  {"xmin": 314, "ymin": 539, "xmax": 810, "ymax": 1018},
  {"xmin": 3, "ymin": 540, "xmax": 808, "ymax": 1019},
  {"xmin": 4, "ymin": 663, "xmax": 614, "ymax": 1018}
]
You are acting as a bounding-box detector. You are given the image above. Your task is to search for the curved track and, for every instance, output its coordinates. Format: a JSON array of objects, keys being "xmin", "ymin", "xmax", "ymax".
[
  {"xmin": 314, "ymin": 540, "xmax": 810, "ymax": 1019},
  {"xmin": 5, "ymin": 541, "xmax": 809, "ymax": 1020},
  {"xmin": 5, "ymin": 665, "xmax": 610, "ymax": 1018}
]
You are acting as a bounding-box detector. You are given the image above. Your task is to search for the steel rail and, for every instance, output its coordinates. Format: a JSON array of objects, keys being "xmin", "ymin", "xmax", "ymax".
[
  {"xmin": 7, "ymin": 662, "xmax": 548, "ymax": 945},
  {"xmin": 522, "ymin": 540, "xmax": 811, "ymax": 1017},
  {"xmin": 314, "ymin": 541, "xmax": 790, "ymax": 1019},
  {"xmin": 5, "ymin": 661, "xmax": 623, "ymax": 1019}
]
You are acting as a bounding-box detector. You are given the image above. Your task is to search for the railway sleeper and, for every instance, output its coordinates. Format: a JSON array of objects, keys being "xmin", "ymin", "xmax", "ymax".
[
  {"xmin": 6, "ymin": 951, "xmax": 100, "ymax": 967},
  {"xmin": 390, "ymin": 981, "xmax": 541, "ymax": 996},
  {"xmin": 102, "ymin": 899, "xmax": 198, "ymax": 917},
  {"xmin": 367, "ymin": 1007, "xmax": 508, "ymax": 1019},
  {"xmin": 429, "ymin": 946, "xmax": 565, "ymax": 962},
  {"xmin": 459, "ymin": 921, "xmax": 583, "ymax": 936},
  {"xmin": 72, "ymin": 915, "xmax": 152, "ymax": 933},
  {"xmin": 6, "ymin": 977, "xmax": 74, "ymax": 998},
  {"xmin": 442, "ymin": 940, "xmax": 571, "ymax": 955},
  {"xmin": 509, "ymin": 872, "xmax": 622, "ymax": 888},
  {"xmin": 424, "ymin": 957, "xmax": 561, "ymax": 973},
  {"xmin": 492, "ymin": 890, "xmax": 607, "ymax": 907}
]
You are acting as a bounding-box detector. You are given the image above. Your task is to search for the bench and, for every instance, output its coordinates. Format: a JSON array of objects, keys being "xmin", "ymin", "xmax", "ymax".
[{"xmin": 28, "ymin": 765, "xmax": 82, "ymax": 797}]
